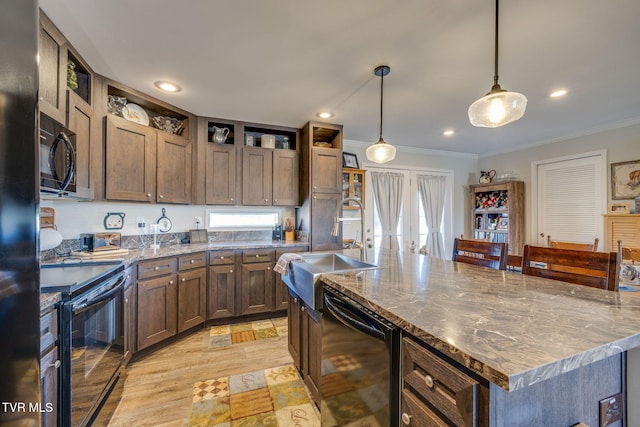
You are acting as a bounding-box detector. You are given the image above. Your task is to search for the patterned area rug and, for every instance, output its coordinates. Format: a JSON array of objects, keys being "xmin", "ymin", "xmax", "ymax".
[
  {"xmin": 189, "ymin": 364, "xmax": 320, "ymax": 427},
  {"xmin": 208, "ymin": 318, "xmax": 288, "ymax": 349}
]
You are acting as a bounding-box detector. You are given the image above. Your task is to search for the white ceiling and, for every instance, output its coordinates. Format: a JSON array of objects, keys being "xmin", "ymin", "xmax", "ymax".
[{"xmin": 40, "ymin": 0, "xmax": 640, "ymax": 156}]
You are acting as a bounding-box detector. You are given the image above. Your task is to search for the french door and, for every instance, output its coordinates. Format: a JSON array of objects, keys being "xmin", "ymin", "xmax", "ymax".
[{"xmin": 363, "ymin": 166, "xmax": 453, "ymax": 258}]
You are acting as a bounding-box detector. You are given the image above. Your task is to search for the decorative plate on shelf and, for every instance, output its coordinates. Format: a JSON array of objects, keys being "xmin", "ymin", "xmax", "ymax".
[{"xmin": 122, "ymin": 103, "xmax": 149, "ymax": 126}]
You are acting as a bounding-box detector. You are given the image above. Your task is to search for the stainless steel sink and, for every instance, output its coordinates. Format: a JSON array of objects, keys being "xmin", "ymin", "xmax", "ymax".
[{"xmin": 281, "ymin": 252, "xmax": 379, "ymax": 310}]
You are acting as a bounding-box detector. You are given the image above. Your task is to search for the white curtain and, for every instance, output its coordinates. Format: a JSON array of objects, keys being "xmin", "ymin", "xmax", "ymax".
[
  {"xmin": 417, "ymin": 174, "xmax": 446, "ymax": 258},
  {"xmin": 371, "ymin": 171, "xmax": 404, "ymax": 250}
]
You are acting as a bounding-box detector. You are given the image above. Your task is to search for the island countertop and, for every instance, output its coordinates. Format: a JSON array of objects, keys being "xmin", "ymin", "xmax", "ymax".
[{"xmin": 320, "ymin": 250, "xmax": 640, "ymax": 392}]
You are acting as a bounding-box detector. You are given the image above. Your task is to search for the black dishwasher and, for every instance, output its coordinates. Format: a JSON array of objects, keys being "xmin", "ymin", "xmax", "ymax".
[{"xmin": 321, "ymin": 286, "xmax": 400, "ymax": 426}]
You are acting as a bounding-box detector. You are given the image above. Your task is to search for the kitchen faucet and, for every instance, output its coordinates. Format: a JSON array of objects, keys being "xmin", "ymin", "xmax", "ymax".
[{"xmin": 331, "ymin": 198, "xmax": 366, "ymax": 262}]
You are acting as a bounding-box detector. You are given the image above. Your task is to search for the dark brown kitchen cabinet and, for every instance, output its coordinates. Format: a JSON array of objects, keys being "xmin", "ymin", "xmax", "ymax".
[
  {"xmin": 205, "ymin": 141, "xmax": 237, "ymax": 205},
  {"xmin": 208, "ymin": 251, "xmax": 238, "ymax": 319},
  {"xmin": 67, "ymin": 90, "xmax": 96, "ymax": 199},
  {"xmin": 287, "ymin": 292, "xmax": 303, "ymax": 369},
  {"xmin": 40, "ymin": 303, "xmax": 59, "ymax": 427},
  {"xmin": 105, "ymin": 115, "xmax": 157, "ymax": 202},
  {"xmin": 274, "ymin": 247, "xmax": 308, "ymax": 310},
  {"xmin": 39, "ymin": 11, "xmax": 67, "ymax": 124},
  {"xmin": 105, "ymin": 115, "xmax": 193, "ymax": 204},
  {"xmin": 402, "ymin": 336, "xmax": 489, "ymax": 426},
  {"xmin": 177, "ymin": 253, "xmax": 207, "ymax": 332},
  {"xmin": 157, "ymin": 133, "xmax": 192, "ymax": 204},
  {"xmin": 136, "ymin": 258, "xmax": 178, "ymax": 351},
  {"xmin": 272, "ymin": 150, "xmax": 299, "ymax": 206},
  {"xmin": 240, "ymin": 249, "xmax": 275, "ymax": 315},
  {"xmin": 242, "ymin": 147, "xmax": 273, "ymax": 205},
  {"xmin": 286, "ymin": 288, "xmax": 321, "ymax": 406},
  {"xmin": 310, "ymin": 192, "xmax": 343, "ymax": 251},
  {"xmin": 123, "ymin": 266, "xmax": 135, "ymax": 364},
  {"xmin": 299, "ymin": 121, "xmax": 344, "ymax": 251},
  {"xmin": 302, "ymin": 304, "xmax": 322, "ymax": 405}
]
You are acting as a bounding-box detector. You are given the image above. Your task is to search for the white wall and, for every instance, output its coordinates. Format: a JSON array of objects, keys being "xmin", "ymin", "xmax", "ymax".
[{"xmin": 478, "ymin": 121, "xmax": 640, "ymax": 246}]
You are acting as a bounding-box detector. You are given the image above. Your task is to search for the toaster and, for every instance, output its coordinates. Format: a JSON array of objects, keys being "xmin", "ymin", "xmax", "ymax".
[{"xmin": 81, "ymin": 232, "xmax": 121, "ymax": 252}]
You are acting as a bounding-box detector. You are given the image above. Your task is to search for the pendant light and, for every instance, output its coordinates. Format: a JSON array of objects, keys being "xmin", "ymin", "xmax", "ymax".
[
  {"xmin": 468, "ymin": 0, "xmax": 527, "ymax": 128},
  {"xmin": 366, "ymin": 65, "xmax": 396, "ymax": 163}
]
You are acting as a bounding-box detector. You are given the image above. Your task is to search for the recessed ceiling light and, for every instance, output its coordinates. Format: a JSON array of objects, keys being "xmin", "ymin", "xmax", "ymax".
[
  {"xmin": 154, "ymin": 81, "xmax": 182, "ymax": 93},
  {"xmin": 316, "ymin": 111, "xmax": 334, "ymax": 119},
  {"xmin": 443, "ymin": 129, "xmax": 454, "ymax": 136},
  {"xmin": 550, "ymin": 89, "xmax": 567, "ymax": 98}
]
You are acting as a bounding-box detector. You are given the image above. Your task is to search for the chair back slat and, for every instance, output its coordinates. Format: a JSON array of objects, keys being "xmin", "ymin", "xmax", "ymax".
[
  {"xmin": 452, "ymin": 238, "xmax": 508, "ymax": 271},
  {"xmin": 547, "ymin": 236, "xmax": 599, "ymax": 252},
  {"xmin": 522, "ymin": 245, "xmax": 619, "ymax": 291}
]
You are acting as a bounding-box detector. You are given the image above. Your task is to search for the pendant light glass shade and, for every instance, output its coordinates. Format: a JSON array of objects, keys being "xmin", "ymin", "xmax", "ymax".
[
  {"xmin": 468, "ymin": 84, "xmax": 527, "ymax": 128},
  {"xmin": 366, "ymin": 137, "xmax": 396, "ymax": 163},
  {"xmin": 469, "ymin": 0, "xmax": 527, "ymax": 128},
  {"xmin": 366, "ymin": 65, "xmax": 395, "ymax": 164}
]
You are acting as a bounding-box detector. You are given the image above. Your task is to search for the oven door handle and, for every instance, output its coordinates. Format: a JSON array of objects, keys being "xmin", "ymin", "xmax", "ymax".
[
  {"xmin": 72, "ymin": 275, "xmax": 124, "ymax": 315},
  {"xmin": 323, "ymin": 292, "xmax": 385, "ymax": 341}
]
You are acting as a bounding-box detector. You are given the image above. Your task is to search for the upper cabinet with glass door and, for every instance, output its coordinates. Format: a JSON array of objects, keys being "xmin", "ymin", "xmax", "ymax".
[{"xmin": 342, "ymin": 168, "xmax": 366, "ymax": 209}]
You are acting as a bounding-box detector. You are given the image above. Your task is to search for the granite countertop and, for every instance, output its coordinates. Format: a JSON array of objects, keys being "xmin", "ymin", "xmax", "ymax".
[
  {"xmin": 40, "ymin": 240, "xmax": 308, "ymax": 308},
  {"xmin": 321, "ymin": 250, "xmax": 640, "ymax": 392}
]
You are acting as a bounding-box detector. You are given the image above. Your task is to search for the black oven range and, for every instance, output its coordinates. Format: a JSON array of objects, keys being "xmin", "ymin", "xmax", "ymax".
[{"xmin": 41, "ymin": 260, "xmax": 126, "ymax": 427}]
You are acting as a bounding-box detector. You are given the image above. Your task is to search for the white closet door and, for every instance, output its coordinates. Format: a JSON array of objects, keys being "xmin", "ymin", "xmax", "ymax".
[{"xmin": 535, "ymin": 153, "xmax": 605, "ymax": 246}]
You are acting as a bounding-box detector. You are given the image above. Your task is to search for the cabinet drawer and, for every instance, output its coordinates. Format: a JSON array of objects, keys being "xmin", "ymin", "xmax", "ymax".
[
  {"xmin": 402, "ymin": 337, "xmax": 487, "ymax": 427},
  {"xmin": 242, "ymin": 249, "xmax": 274, "ymax": 264},
  {"xmin": 179, "ymin": 252, "xmax": 207, "ymax": 271},
  {"xmin": 209, "ymin": 251, "xmax": 236, "ymax": 265},
  {"xmin": 401, "ymin": 389, "xmax": 448, "ymax": 427},
  {"xmin": 40, "ymin": 308, "xmax": 58, "ymax": 355},
  {"xmin": 138, "ymin": 257, "xmax": 178, "ymax": 280}
]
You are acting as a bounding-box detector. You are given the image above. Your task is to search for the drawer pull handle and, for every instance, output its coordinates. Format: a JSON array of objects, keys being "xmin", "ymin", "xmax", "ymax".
[
  {"xmin": 401, "ymin": 412, "xmax": 412, "ymax": 425},
  {"xmin": 220, "ymin": 256, "xmax": 225, "ymax": 260},
  {"xmin": 424, "ymin": 374, "xmax": 434, "ymax": 388},
  {"xmin": 154, "ymin": 266, "xmax": 159, "ymax": 271},
  {"xmin": 190, "ymin": 259, "xmax": 195, "ymax": 264},
  {"xmin": 50, "ymin": 360, "xmax": 61, "ymax": 369}
]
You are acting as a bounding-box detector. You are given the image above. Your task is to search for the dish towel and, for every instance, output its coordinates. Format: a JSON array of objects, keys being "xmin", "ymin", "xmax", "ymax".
[{"xmin": 273, "ymin": 253, "xmax": 305, "ymax": 276}]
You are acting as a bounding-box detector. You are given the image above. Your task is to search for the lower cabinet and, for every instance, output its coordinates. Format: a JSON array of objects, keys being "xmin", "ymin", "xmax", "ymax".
[
  {"xmin": 240, "ymin": 249, "xmax": 275, "ymax": 315},
  {"xmin": 40, "ymin": 303, "xmax": 59, "ymax": 427},
  {"xmin": 287, "ymin": 289, "xmax": 321, "ymax": 405},
  {"xmin": 208, "ymin": 251, "xmax": 237, "ymax": 319},
  {"xmin": 401, "ymin": 336, "xmax": 488, "ymax": 426},
  {"xmin": 137, "ymin": 254, "xmax": 207, "ymax": 351},
  {"xmin": 123, "ymin": 266, "xmax": 135, "ymax": 364}
]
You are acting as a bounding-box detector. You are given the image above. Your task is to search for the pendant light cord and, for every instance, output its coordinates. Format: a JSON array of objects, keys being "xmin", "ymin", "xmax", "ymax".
[
  {"xmin": 493, "ymin": 0, "xmax": 500, "ymax": 87},
  {"xmin": 379, "ymin": 70, "xmax": 384, "ymax": 140}
]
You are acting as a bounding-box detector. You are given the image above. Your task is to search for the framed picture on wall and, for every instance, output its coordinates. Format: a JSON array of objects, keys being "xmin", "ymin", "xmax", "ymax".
[
  {"xmin": 611, "ymin": 159, "xmax": 640, "ymax": 199},
  {"xmin": 343, "ymin": 152, "xmax": 359, "ymax": 169}
]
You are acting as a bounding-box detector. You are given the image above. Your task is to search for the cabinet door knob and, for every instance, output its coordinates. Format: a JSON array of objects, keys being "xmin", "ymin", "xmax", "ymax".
[
  {"xmin": 313, "ymin": 196, "xmax": 317, "ymax": 200},
  {"xmin": 229, "ymin": 269, "xmax": 233, "ymax": 274},
  {"xmin": 256, "ymin": 254, "xmax": 260, "ymax": 258},
  {"xmin": 424, "ymin": 374, "xmax": 434, "ymax": 388},
  {"xmin": 401, "ymin": 412, "xmax": 412, "ymax": 425},
  {"xmin": 293, "ymin": 297, "xmax": 298, "ymax": 303},
  {"xmin": 267, "ymin": 266, "xmax": 271, "ymax": 270},
  {"xmin": 125, "ymin": 298, "xmax": 129, "ymax": 304},
  {"xmin": 264, "ymin": 199, "xmax": 268, "ymax": 203},
  {"xmin": 313, "ymin": 185, "xmax": 317, "ymax": 190},
  {"xmin": 147, "ymin": 193, "xmax": 152, "ymax": 197},
  {"xmin": 274, "ymin": 199, "xmax": 278, "ymax": 203},
  {"xmin": 301, "ymin": 306, "xmax": 306, "ymax": 312},
  {"xmin": 182, "ymin": 278, "xmax": 186, "ymax": 282},
  {"xmin": 220, "ymin": 256, "xmax": 224, "ymax": 259},
  {"xmin": 190, "ymin": 259, "xmax": 195, "ymax": 264},
  {"xmin": 154, "ymin": 266, "xmax": 159, "ymax": 271},
  {"xmin": 230, "ymin": 198, "xmax": 234, "ymax": 202},
  {"xmin": 50, "ymin": 360, "xmax": 61, "ymax": 369},
  {"xmin": 159, "ymin": 194, "xmax": 164, "ymax": 199},
  {"xmin": 169, "ymin": 280, "xmax": 174, "ymax": 285}
]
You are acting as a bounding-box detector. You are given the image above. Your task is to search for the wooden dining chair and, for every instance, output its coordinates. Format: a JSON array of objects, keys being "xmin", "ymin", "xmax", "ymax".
[
  {"xmin": 618, "ymin": 240, "xmax": 640, "ymax": 264},
  {"xmin": 506, "ymin": 254, "xmax": 523, "ymax": 272},
  {"xmin": 452, "ymin": 238, "xmax": 508, "ymax": 270},
  {"xmin": 547, "ymin": 236, "xmax": 599, "ymax": 252},
  {"xmin": 521, "ymin": 245, "xmax": 619, "ymax": 291}
]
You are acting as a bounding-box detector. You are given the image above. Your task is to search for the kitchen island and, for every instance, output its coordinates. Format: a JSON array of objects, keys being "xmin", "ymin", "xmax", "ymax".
[{"xmin": 319, "ymin": 250, "xmax": 640, "ymax": 426}]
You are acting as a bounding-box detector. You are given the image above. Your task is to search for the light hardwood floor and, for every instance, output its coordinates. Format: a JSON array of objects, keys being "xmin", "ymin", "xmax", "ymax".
[{"xmin": 108, "ymin": 326, "xmax": 293, "ymax": 427}]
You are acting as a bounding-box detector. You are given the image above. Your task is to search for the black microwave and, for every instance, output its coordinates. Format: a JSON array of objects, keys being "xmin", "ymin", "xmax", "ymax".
[{"xmin": 40, "ymin": 113, "xmax": 76, "ymax": 194}]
